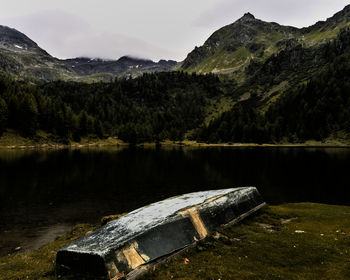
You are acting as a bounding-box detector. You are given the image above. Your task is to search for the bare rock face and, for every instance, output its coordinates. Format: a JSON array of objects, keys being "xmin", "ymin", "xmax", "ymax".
[
  {"xmin": 56, "ymin": 187, "xmax": 265, "ymax": 279},
  {"xmin": 238, "ymin": 12, "xmax": 256, "ymax": 23}
]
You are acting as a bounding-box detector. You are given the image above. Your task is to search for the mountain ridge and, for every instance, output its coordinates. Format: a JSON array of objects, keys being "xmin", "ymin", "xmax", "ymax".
[
  {"xmin": 182, "ymin": 5, "xmax": 350, "ymax": 74},
  {"xmin": 0, "ymin": 26, "xmax": 178, "ymax": 82},
  {"xmin": 2, "ymin": 5, "xmax": 350, "ymax": 81}
]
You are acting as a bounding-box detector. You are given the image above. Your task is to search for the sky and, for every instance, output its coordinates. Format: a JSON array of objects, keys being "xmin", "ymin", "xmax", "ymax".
[{"xmin": 0, "ymin": 0, "xmax": 349, "ymax": 61}]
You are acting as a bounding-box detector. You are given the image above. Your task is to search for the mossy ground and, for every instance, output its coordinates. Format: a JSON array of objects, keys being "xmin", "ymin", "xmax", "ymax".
[
  {"xmin": 1, "ymin": 203, "xmax": 350, "ymax": 280},
  {"xmin": 141, "ymin": 203, "xmax": 350, "ymax": 280}
]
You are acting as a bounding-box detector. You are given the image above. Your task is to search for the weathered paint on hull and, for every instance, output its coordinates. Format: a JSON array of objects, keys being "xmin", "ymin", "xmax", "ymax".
[{"xmin": 56, "ymin": 187, "xmax": 265, "ymax": 279}]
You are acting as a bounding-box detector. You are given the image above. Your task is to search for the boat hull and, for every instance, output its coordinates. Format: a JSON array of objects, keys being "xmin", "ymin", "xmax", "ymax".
[{"xmin": 56, "ymin": 187, "xmax": 265, "ymax": 279}]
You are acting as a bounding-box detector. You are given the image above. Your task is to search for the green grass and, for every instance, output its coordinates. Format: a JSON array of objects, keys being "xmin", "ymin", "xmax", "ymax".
[
  {"xmin": 1, "ymin": 203, "xmax": 350, "ymax": 280},
  {"xmin": 204, "ymin": 97, "xmax": 236, "ymax": 125},
  {"xmin": 303, "ymin": 21, "xmax": 350, "ymax": 45},
  {"xmin": 186, "ymin": 48, "xmax": 252, "ymax": 74},
  {"xmin": 141, "ymin": 203, "xmax": 350, "ymax": 280}
]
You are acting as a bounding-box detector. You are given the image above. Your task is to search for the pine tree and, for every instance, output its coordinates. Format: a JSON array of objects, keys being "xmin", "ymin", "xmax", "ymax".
[
  {"xmin": 18, "ymin": 93, "xmax": 38, "ymax": 137},
  {"xmin": 0, "ymin": 97, "xmax": 8, "ymax": 136}
]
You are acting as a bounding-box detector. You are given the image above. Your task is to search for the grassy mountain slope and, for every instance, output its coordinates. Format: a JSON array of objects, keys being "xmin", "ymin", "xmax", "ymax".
[
  {"xmin": 182, "ymin": 13, "xmax": 298, "ymax": 75},
  {"xmin": 0, "ymin": 25, "xmax": 178, "ymax": 82},
  {"xmin": 182, "ymin": 5, "xmax": 350, "ymax": 77},
  {"xmin": 197, "ymin": 27, "xmax": 350, "ymax": 144}
]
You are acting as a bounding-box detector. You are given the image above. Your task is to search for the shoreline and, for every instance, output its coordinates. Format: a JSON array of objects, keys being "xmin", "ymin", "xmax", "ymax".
[
  {"xmin": 1, "ymin": 139, "xmax": 350, "ymax": 150},
  {"xmin": 0, "ymin": 131, "xmax": 350, "ymax": 150}
]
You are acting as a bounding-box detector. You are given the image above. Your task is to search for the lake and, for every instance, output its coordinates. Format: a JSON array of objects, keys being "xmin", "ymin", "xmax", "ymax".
[{"xmin": 1, "ymin": 146, "xmax": 350, "ymax": 255}]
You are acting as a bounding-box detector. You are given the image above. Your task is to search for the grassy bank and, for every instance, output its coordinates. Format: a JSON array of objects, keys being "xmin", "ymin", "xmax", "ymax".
[
  {"xmin": 1, "ymin": 203, "xmax": 349, "ymax": 280},
  {"xmin": 0, "ymin": 130, "xmax": 126, "ymax": 149},
  {"xmin": 1, "ymin": 130, "xmax": 350, "ymax": 149}
]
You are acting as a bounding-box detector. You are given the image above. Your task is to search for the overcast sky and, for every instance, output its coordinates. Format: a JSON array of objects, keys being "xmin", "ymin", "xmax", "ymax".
[{"xmin": 0, "ymin": 0, "xmax": 349, "ymax": 61}]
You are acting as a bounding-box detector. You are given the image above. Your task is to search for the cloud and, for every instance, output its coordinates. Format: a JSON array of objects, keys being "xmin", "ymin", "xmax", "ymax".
[
  {"xmin": 0, "ymin": 1, "xmax": 349, "ymax": 61},
  {"xmin": 193, "ymin": 0, "xmax": 350, "ymax": 29},
  {"xmin": 62, "ymin": 32, "xmax": 183, "ymax": 61},
  {"xmin": 1, "ymin": 9, "xmax": 182, "ymax": 61}
]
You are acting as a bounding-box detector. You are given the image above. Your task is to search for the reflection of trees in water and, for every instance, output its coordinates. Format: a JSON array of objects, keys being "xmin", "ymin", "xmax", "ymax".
[
  {"xmin": 1, "ymin": 147, "xmax": 350, "ymax": 231},
  {"xmin": 182, "ymin": 147, "xmax": 350, "ymax": 205}
]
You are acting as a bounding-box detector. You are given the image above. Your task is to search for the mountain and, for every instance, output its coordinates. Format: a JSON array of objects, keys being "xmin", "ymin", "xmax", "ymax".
[
  {"xmin": 2, "ymin": 5, "xmax": 350, "ymax": 82},
  {"xmin": 0, "ymin": 25, "xmax": 74, "ymax": 81},
  {"xmin": 196, "ymin": 13, "xmax": 350, "ymax": 144},
  {"xmin": 0, "ymin": 25, "xmax": 49, "ymax": 56},
  {"xmin": 182, "ymin": 13, "xmax": 298, "ymax": 74},
  {"xmin": 182, "ymin": 5, "xmax": 350, "ymax": 75},
  {"xmin": 63, "ymin": 56, "xmax": 177, "ymax": 78},
  {"xmin": 0, "ymin": 25, "xmax": 178, "ymax": 82},
  {"xmin": 1, "ymin": 5, "xmax": 350, "ymax": 145}
]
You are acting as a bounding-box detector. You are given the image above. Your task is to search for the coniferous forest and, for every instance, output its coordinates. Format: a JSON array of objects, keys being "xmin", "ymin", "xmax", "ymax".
[{"xmin": 0, "ymin": 72, "xmax": 226, "ymax": 143}]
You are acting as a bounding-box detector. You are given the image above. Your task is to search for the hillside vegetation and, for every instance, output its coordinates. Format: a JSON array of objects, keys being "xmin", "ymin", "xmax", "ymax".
[{"xmin": 197, "ymin": 27, "xmax": 350, "ymax": 144}]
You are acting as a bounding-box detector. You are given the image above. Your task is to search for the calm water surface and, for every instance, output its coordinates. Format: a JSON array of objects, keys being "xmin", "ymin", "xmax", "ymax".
[{"xmin": 1, "ymin": 146, "xmax": 350, "ymax": 255}]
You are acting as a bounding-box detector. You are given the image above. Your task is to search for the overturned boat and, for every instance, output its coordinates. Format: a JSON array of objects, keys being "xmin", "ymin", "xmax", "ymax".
[{"xmin": 56, "ymin": 187, "xmax": 265, "ymax": 279}]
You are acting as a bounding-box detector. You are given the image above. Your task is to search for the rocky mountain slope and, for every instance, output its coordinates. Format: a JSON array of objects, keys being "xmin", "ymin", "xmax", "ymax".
[
  {"xmin": 63, "ymin": 56, "xmax": 176, "ymax": 79},
  {"xmin": 182, "ymin": 5, "xmax": 350, "ymax": 76},
  {"xmin": 0, "ymin": 25, "xmax": 177, "ymax": 82},
  {"xmin": 0, "ymin": 25, "xmax": 73, "ymax": 81}
]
